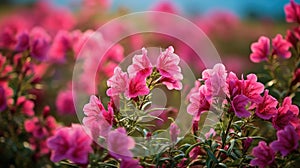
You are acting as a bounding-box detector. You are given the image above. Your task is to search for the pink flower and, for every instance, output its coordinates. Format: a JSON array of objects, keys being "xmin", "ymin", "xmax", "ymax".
[
  {"xmin": 17, "ymin": 97, "xmax": 35, "ymax": 117},
  {"xmin": 270, "ymin": 125, "xmax": 299, "ymax": 156},
  {"xmin": 151, "ymin": 1, "xmax": 179, "ymax": 14},
  {"xmin": 83, "ymin": 95, "xmax": 113, "ymax": 138},
  {"xmin": 127, "ymin": 48, "xmax": 153, "ymax": 78},
  {"xmin": 125, "ymin": 71, "xmax": 150, "ymax": 98},
  {"xmin": 272, "ymin": 97, "xmax": 299, "ymax": 130},
  {"xmin": 170, "ymin": 122, "xmax": 180, "ymax": 143},
  {"xmin": 48, "ymin": 30, "xmax": 71, "ymax": 63},
  {"xmin": 107, "ymin": 67, "xmax": 129, "ymax": 97},
  {"xmin": 284, "ymin": 0, "xmax": 300, "ymax": 23},
  {"xmin": 189, "ymin": 146, "xmax": 202, "ymax": 160},
  {"xmin": 250, "ymin": 36, "xmax": 270, "ymax": 63},
  {"xmin": 250, "ymin": 141, "xmax": 275, "ymax": 168},
  {"xmin": 202, "ymin": 63, "xmax": 227, "ymax": 100},
  {"xmin": 255, "ymin": 90, "xmax": 278, "ymax": 120},
  {"xmin": 272, "ymin": 34, "xmax": 292, "ymax": 59},
  {"xmin": 47, "ymin": 124, "xmax": 93, "ymax": 164},
  {"xmin": 25, "ymin": 117, "xmax": 48, "ymax": 139},
  {"xmin": 15, "ymin": 31, "xmax": 29, "ymax": 52},
  {"xmin": 56, "ymin": 89, "xmax": 76, "ymax": 115},
  {"xmin": 241, "ymin": 74, "xmax": 264, "ymax": 104},
  {"xmin": 156, "ymin": 46, "xmax": 183, "ymax": 90},
  {"xmin": 205, "ymin": 128, "xmax": 216, "ymax": 139},
  {"xmin": 187, "ymin": 85, "xmax": 211, "ymax": 120},
  {"xmin": 29, "ymin": 27, "xmax": 51, "ymax": 61},
  {"xmin": 231, "ymin": 94, "xmax": 251, "ymax": 118},
  {"xmin": 107, "ymin": 127, "xmax": 135, "ymax": 159}
]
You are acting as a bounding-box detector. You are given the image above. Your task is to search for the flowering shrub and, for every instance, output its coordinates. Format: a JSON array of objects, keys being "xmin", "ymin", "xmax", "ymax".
[{"xmin": 0, "ymin": 0, "xmax": 300, "ymax": 168}]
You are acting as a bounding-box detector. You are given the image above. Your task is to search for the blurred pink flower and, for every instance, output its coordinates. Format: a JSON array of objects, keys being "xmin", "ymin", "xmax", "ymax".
[
  {"xmin": 120, "ymin": 158, "xmax": 142, "ymax": 168},
  {"xmin": 0, "ymin": 81, "xmax": 13, "ymax": 110},
  {"xmin": 15, "ymin": 31, "xmax": 29, "ymax": 52},
  {"xmin": 125, "ymin": 71, "xmax": 150, "ymax": 98},
  {"xmin": 250, "ymin": 141, "xmax": 275, "ymax": 168},
  {"xmin": 25, "ymin": 117, "xmax": 48, "ymax": 139},
  {"xmin": 151, "ymin": 1, "xmax": 179, "ymax": 14},
  {"xmin": 250, "ymin": 36, "xmax": 270, "ymax": 63},
  {"xmin": 187, "ymin": 85, "xmax": 211, "ymax": 121},
  {"xmin": 272, "ymin": 97, "xmax": 299, "ymax": 130},
  {"xmin": 270, "ymin": 125, "xmax": 299, "ymax": 156},
  {"xmin": 189, "ymin": 146, "xmax": 202, "ymax": 160},
  {"xmin": 255, "ymin": 90, "xmax": 278, "ymax": 120},
  {"xmin": 29, "ymin": 27, "xmax": 51, "ymax": 61},
  {"xmin": 157, "ymin": 46, "xmax": 183, "ymax": 90},
  {"xmin": 107, "ymin": 67, "xmax": 129, "ymax": 97},
  {"xmin": 17, "ymin": 96, "xmax": 35, "ymax": 116},
  {"xmin": 272, "ymin": 34, "xmax": 292, "ymax": 59},
  {"xmin": 0, "ymin": 86, "xmax": 6, "ymax": 112},
  {"xmin": 127, "ymin": 48, "xmax": 152, "ymax": 78},
  {"xmin": 284, "ymin": 0, "xmax": 300, "ymax": 23},
  {"xmin": 231, "ymin": 94, "xmax": 251, "ymax": 118},
  {"xmin": 205, "ymin": 128, "xmax": 216, "ymax": 139},
  {"xmin": 107, "ymin": 127, "xmax": 135, "ymax": 159},
  {"xmin": 170, "ymin": 122, "xmax": 180, "ymax": 143},
  {"xmin": 83, "ymin": 95, "xmax": 113, "ymax": 138},
  {"xmin": 56, "ymin": 89, "xmax": 76, "ymax": 115},
  {"xmin": 47, "ymin": 124, "xmax": 93, "ymax": 164},
  {"xmin": 48, "ymin": 30, "xmax": 72, "ymax": 63}
]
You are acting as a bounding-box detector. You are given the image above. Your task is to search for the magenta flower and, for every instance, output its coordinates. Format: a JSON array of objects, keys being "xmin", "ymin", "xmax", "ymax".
[
  {"xmin": 205, "ymin": 128, "xmax": 216, "ymax": 139},
  {"xmin": 250, "ymin": 141, "xmax": 275, "ymax": 168},
  {"xmin": 107, "ymin": 127, "xmax": 135, "ymax": 159},
  {"xmin": 25, "ymin": 117, "xmax": 48, "ymax": 139},
  {"xmin": 272, "ymin": 97, "xmax": 299, "ymax": 130},
  {"xmin": 270, "ymin": 125, "xmax": 299, "ymax": 156},
  {"xmin": 255, "ymin": 90, "xmax": 278, "ymax": 120},
  {"xmin": 187, "ymin": 85, "xmax": 211, "ymax": 121},
  {"xmin": 231, "ymin": 94, "xmax": 251, "ymax": 118},
  {"xmin": 241, "ymin": 74, "xmax": 264, "ymax": 104},
  {"xmin": 170, "ymin": 122, "xmax": 180, "ymax": 143},
  {"xmin": 125, "ymin": 71, "xmax": 150, "ymax": 98},
  {"xmin": 156, "ymin": 46, "xmax": 183, "ymax": 90},
  {"xmin": 47, "ymin": 124, "xmax": 93, "ymax": 164},
  {"xmin": 284, "ymin": 0, "xmax": 300, "ymax": 23},
  {"xmin": 29, "ymin": 27, "xmax": 51, "ymax": 61},
  {"xmin": 56, "ymin": 89, "xmax": 76, "ymax": 115},
  {"xmin": 107, "ymin": 66, "xmax": 129, "ymax": 97},
  {"xmin": 127, "ymin": 48, "xmax": 153, "ymax": 78},
  {"xmin": 250, "ymin": 36, "xmax": 270, "ymax": 63},
  {"xmin": 272, "ymin": 34, "xmax": 292, "ymax": 59},
  {"xmin": 120, "ymin": 158, "xmax": 142, "ymax": 168},
  {"xmin": 15, "ymin": 31, "xmax": 29, "ymax": 52},
  {"xmin": 83, "ymin": 95, "xmax": 113, "ymax": 138}
]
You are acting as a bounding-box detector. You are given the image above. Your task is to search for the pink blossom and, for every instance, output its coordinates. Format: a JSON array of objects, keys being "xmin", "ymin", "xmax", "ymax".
[
  {"xmin": 187, "ymin": 85, "xmax": 211, "ymax": 120},
  {"xmin": 83, "ymin": 95, "xmax": 113, "ymax": 138},
  {"xmin": 127, "ymin": 48, "xmax": 152, "ymax": 78},
  {"xmin": 17, "ymin": 97, "xmax": 35, "ymax": 116},
  {"xmin": 120, "ymin": 158, "xmax": 142, "ymax": 168},
  {"xmin": 250, "ymin": 141, "xmax": 275, "ymax": 168},
  {"xmin": 29, "ymin": 27, "xmax": 51, "ymax": 61},
  {"xmin": 270, "ymin": 125, "xmax": 299, "ymax": 156},
  {"xmin": 25, "ymin": 117, "xmax": 48, "ymax": 139},
  {"xmin": 107, "ymin": 127, "xmax": 135, "ymax": 159},
  {"xmin": 107, "ymin": 67, "xmax": 129, "ymax": 97},
  {"xmin": 202, "ymin": 63, "xmax": 227, "ymax": 100},
  {"xmin": 125, "ymin": 71, "xmax": 150, "ymax": 98},
  {"xmin": 151, "ymin": 1, "xmax": 179, "ymax": 14},
  {"xmin": 272, "ymin": 34, "xmax": 292, "ymax": 59},
  {"xmin": 255, "ymin": 90, "xmax": 278, "ymax": 120},
  {"xmin": 241, "ymin": 74, "xmax": 264, "ymax": 104},
  {"xmin": 15, "ymin": 31, "xmax": 29, "ymax": 52},
  {"xmin": 205, "ymin": 128, "xmax": 216, "ymax": 139},
  {"xmin": 156, "ymin": 46, "xmax": 183, "ymax": 90},
  {"xmin": 48, "ymin": 30, "xmax": 71, "ymax": 63},
  {"xmin": 170, "ymin": 122, "xmax": 180, "ymax": 143},
  {"xmin": 272, "ymin": 97, "xmax": 299, "ymax": 130},
  {"xmin": 250, "ymin": 36, "xmax": 270, "ymax": 63},
  {"xmin": 56, "ymin": 89, "xmax": 76, "ymax": 115},
  {"xmin": 189, "ymin": 146, "xmax": 202, "ymax": 160},
  {"xmin": 284, "ymin": 0, "xmax": 300, "ymax": 23},
  {"xmin": 227, "ymin": 72, "xmax": 241, "ymax": 99},
  {"xmin": 47, "ymin": 124, "xmax": 93, "ymax": 164},
  {"xmin": 231, "ymin": 94, "xmax": 251, "ymax": 118}
]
